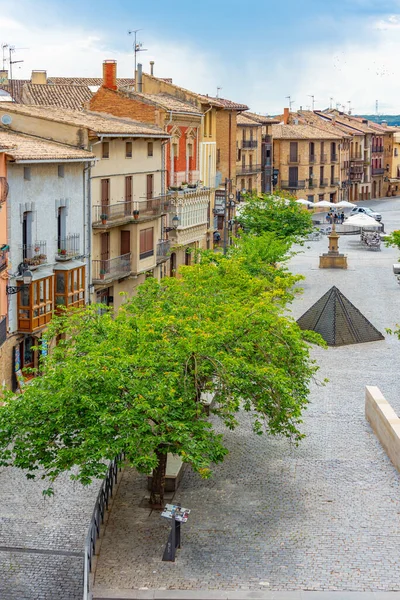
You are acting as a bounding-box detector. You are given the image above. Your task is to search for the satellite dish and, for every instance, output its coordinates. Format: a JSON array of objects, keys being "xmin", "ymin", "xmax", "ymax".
[{"xmin": 1, "ymin": 114, "xmax": 12, "ymax": 125}]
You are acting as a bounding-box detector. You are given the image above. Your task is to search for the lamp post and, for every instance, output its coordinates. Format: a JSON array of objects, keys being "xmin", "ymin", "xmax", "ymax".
[
  {"xmin": 6, "ymin": 265, "xmax": 33, "ymax": 295},
  {"xmin": 165, "ymin": 214, "xmax": 180, "ymax": 233}
]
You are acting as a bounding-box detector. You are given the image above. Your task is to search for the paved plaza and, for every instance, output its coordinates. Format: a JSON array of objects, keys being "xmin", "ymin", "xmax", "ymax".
[{"xmin": 93, "ymin": 198, "xmax": 400, "ymax": 597}]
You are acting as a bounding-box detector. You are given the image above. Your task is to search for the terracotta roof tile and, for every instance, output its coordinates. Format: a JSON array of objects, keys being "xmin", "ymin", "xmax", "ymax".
[
  {"xmin": 21, "ymin": 83, "xmax": 93, "ymax": 110},
  {"xmin": 271, "ymin": 123, "xmax": 343, "ymax": 140},
  {"xmin": 48, "ymin": 77, "xmax": 134, "ymax": 89},
  {"xmin": 237, "ymin": 113, "xmax": 262, "ymax": 126},
  {"xmin": 130, "ymin": 92, "xmax": 203, "ymax": 115},
  {"xmin": 0, "ymin": 104, "xmax": 169, "ymax": 137},
  {"xmin": 210, "ymin": 97, "xmax": 249, "ymax": 111},
  {"xmin": 0, "ymin": 130, "xmax": 95, "ymax": 161},
  {"xmin": 243, "ymin": 111, "xmax": 280, "ymax": 124}
]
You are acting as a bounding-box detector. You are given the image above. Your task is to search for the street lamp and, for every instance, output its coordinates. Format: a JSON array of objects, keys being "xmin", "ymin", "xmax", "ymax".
[
  {"xmin": 165, "ymin": 214, "xmax": 180, "ymax": 233},
  {"xmin": 6, "ymin": 264, "xmax": 33, "ymax": 295}
]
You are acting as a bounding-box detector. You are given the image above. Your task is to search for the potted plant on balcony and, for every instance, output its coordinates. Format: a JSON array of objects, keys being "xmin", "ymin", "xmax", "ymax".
[
  {"xmin": 181, "ymin": 181, "xmax": 188, "ymax": 189},
  {"xmin": 100, "ymin": 213, "xmax": 108, "ymax": 225},
  {"xmin": 133, "ymin": 209, "xmax": 139, "ymax": 220},
  {"xmin": 58, "ymin": 249, "xmax": 67, "ymax": 257},
  {"xmin": 168, "ymin": 186, "xmax": 180, "ymax": 192},
  {"xmin": 38, "ymin": 254, "xmax": 47, "ymax": 264},
  {"xmin": 99, "ymin": 268, "xmax": 106, "ymax": 280},
  {"xmin": 188, "ymin": 182, "xmax": 197, "ymax": 189}
]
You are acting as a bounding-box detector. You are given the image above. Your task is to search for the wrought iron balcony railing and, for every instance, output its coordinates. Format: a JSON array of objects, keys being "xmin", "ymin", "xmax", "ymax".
[
  {"xmin": 319, "ymin": 179, "xmax": 329, "ymax": 187},
  {"xmin": 320, "ymin": 154, "xmax": 327, "ymax": 164},
  {"xmin": 287, "ymin": 155, "xmax": 300, "ymax": 165},
  {"xmin": 371, "ymin": 167, "xmax": 385, "ymax": 175},
  {"xmin": 280, "ymin": 180, "xmax": 306, "ymax": 189},
  {"xmin": 350, "ymin": 166, "xmax": 364, "ymax": 174},
  {"xmin": 236, "ymin": 164, "xmax": 263, "ymax": 175},
  {"xmin": 308, "ymin": 179, "xmax": 317, "ymax": 188},
  {"xmin": 330, "ymin": 178, "xmax": 340, "ymax": 186},
  {"xmin": 56, "ymin": 233, "xmax": 80, "ymax": 261},
  {"xmin": 372, "ymin": 146, "xmax": 384, "ymax": 153},
  {"xmin": 92, "ymin": 253, "xmax": 131, "ymax": 283},
  {"xmin": 242, "ymin": 140, "xmax": 258, "ymax": 148},
  {"xmin": 156, "ymin": 239, "xmax": 171, "ymax": 263},
  {"xmin": 309, "ymin": 155, "xmax": 316, "ymax": 163},
  {"xmin": 330, "ymin": 154, "xmax": 338, "ymax": 162},
  {"xmin": 21, "ymin": 241, "xmax": 47, "ymax": 266},
  {"xmin": 93, "ymin": 197, "xmax": 170, "ymax": 227}
]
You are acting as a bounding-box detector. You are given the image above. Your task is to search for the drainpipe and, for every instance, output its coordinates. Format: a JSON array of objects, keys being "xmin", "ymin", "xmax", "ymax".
[{"xmin": 83, "ymin": 162, "xmax": 93, "ymax": 304}]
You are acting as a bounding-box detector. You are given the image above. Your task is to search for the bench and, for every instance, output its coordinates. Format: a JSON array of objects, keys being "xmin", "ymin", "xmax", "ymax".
[{"xmin": 147, "ymin": 454, "xmax": 186, "ymax": 492}]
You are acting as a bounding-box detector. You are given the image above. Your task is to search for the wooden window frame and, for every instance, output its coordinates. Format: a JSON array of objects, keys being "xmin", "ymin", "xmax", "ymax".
[
  {"xmin": 126, "ymin": 141, "xmax": 132, "ymax": 158},
  {"xmin": 147, "ymin": 142, "xmax": 153, "ymax": 157},
  {"xmin": 18, "ymin": 275, "xmax": 54, "ymax": 333},
  {"xmin": 54, "ymin": 266, "xmax": 86, "ymax": 311},
  {"xmin": 102, "ymin": 141, "xmax": 110, "ymax": 159}
]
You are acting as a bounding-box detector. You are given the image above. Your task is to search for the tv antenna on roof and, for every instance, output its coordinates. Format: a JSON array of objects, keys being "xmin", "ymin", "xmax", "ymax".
[
  {"xmin": 8, "ymin": 46, "xmax": 25, "ymax": 102},
  {"xmin": 128, "ymin": 29, "xmax": 147, "ymax": 89},
  {"xmin": 1, "ymin": 44, "xmax": 8, "ymax": 70},
  {"xmin": 285, "ymin": 95, "xmax": 294, "ymax": 111},
  {"xmin": 216, "ymin": 86, "xmax": 222, "ymax": 98}
]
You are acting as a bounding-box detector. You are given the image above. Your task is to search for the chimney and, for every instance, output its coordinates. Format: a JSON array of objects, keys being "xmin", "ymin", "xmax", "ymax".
[
  {"xmin": 137, "ymin": 63, "xmax": 143, "ymax": 92},
  {"xmin": 283, "ymin": 107, "xmax": 289, "ymax": 125},
  {"xmin": 150, "ymin": 61, "xmax": 154, "ymax": 76},
  {"xmin": 31, "ymin": 70, "xmax": 47, "ymax": 85},
  {"xmin": 0, "ymin": 70, "xmax": 8, "ymax": 85},
  {"xmin": 102, "ymin": 60, "xmax": 117, "ymax": 91},
  {"xmin": 332, "ymin": 114, "xmax": 336, "ymax": 124}
]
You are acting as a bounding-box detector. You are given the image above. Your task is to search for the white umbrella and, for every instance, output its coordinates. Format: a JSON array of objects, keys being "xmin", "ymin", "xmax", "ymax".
[
  {"xmin": 296, "ymin": 198, "xmax": 314, "ymax": 206},
  {"xmin": 336, "ymin": 200, "xmax": 357, "ymax": 208},
  {"xmin": 344, "ymin": 214, "xmax": 382, "ymax": 229},
  {"xmin": 313, "ymin": 200, "xmax": 336, "ymax": 208}
]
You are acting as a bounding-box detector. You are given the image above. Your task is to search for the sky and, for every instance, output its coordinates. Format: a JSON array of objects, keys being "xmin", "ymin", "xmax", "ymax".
[{"xmin": 1, "ymin": 0, "xmax": 400, "ymax": 115}]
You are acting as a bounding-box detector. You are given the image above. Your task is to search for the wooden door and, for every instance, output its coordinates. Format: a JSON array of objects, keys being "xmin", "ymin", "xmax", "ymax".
[
  {"xmin": 101, "ymin": 232, "xmax": 110, "ymax": 272},
  {"xmin": 288, "ymin": 166, "xmax": 298, "ymax": 186},
  {"xmin": 289, "ymin": 142, "xmax": 298, "ymax": 163},
  {"xmin": 146, "ymin": 174, "xmax": 154, "ymax": 200},
  {"xmin": 125, "ymin": 176, "xmax": 132, "ymax": 215},
  {"xmin": 101, "ymin": 178, "xmax": 110, "ymax": 213}
]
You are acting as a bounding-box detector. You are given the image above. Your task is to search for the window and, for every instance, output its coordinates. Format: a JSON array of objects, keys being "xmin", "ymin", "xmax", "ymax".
[
  {"xmin": 102, "ymin": 142, "xmax": 110, "ymax": 159},
  {"xmin": 185, "ymin": 248, "xmax": 191, "ymax": 266},
  {"xmin": 237, "ymin": 148, "xmax": 241, "ymax": 161},
  {"xmin": 18, "ymin": 275, "xmax": 54, "ymax": 333},
  {"xmin": 330, "ymin": 165, "xmax": 335, "ymax": 184},
  {"xmin": 101, "ymin": 178, "xmax": 110, "ymax": 213},
  {"xmin": 125, "ymin": 176, "xmax": 132, "ymax": 214},
  {"xmin": 146, "ymin": 174, "xmax": 154, "ymax": 200},
  {"xmin": 318, "ymin": 194, "xmax": 324, "ymax": 201},
  {"xmin": 241, "ymin": 178, "xmax": 245, "ymax": 191},
  {"xmin": 248, "ymin": 178, "xmax": 253, "ymax": 191},
  {"xmin": 57, "ymin": 207, "xmax": 67, "ymax": 252},
  {"xmin": 24, "ymin": 167, "xmax": 31, "ymax": 181},
  {"xmin": 58, "ymin": 165, "xmax": 65, "ymax": 178},
  {"xmin": 54, "ymin": 266, "xmax": 85, "ymax": 310},
  {"xmin": 393, "ymin": 148, "xmax": 398, "ymax": 157},
  {"xmin": 147, "ymin": 142, "xmax": 153, "ymax": 157},
  {"xmin": 120, "ymin": 230, "xmax": 130, "ymax": 256},
  {"xmin": 307, "ymin": 195, "xmax": 314, "ymax": 203},
  {"xmin": 217, "ymin": 148, "xmax": 221, "ymax": 165},
  {"xmin": 140, "ymin": 227, "xmax": 154, "ymax": 259},
  {"xmin": 126, "ymin": 142, "xmax": 132, "ymax": 158},
  {"xmin": 22, "ymin": 211, "xmax": 33, "ymax": 260}
]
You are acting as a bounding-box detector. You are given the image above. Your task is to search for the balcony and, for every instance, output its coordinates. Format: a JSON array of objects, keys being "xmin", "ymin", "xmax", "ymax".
[
  {"xmin": 21, "ymin": 241, "xmax": 47, "ymax": 268},
  {"xmin": 156, "ymin": 239, "xmax": 172, "ymax": 264},
  {"xmin": 92, "ymin": 253, "xmax": 131, "ymax": 284},
  {"xmin": 0, "ymin": 177, "xmax": 8, "ymax": 205},
  {"xmin": 350, "ymin": 172, "xmax": 363, "ymax": 181},
  {"xmin": 308, "ymin": 179, "xmax": 317, "ymax": 188},
  {"xmin": 0, "ymin": 247, "xmax": 8, "ymax": 273},
  {"xmin": 236, "ymin": 163, "xmax": 263, "ymax": 175},
  {"xmin": 242, "ymin": 140, "xmax": 258, "ymax": 148},
  {"xmin": 319, "ymin": 179, "xmax": 329, "ymax": 188},
  {"xmin": 372, "ymin": 167, "xmax": 385, "ymax": 176},
  {"xmin": 309, "ymin": 155, "xmax": 316, "ymax": 163},
  {"xmin": 372, "ymin": 146, "xmax": 384, "ymax": 153},
  {"xmin": 330, "ymin": 154, "xmax": 338, "ymax": 162},
  {"xmin": 330, "ymin": 178, "xmax": 340, "ymax": 186},
  {"xmin": 0, "ymin": 315, "xmax": 6, "ymax": 348},
  {"xmin": 280, "ymin": 180, "xmax": 306, "ymax": 190},
  {"xmin": 350, "ymin": 165, "xmax": 364, "ymax": 174},
  {"xmin": 92, "ymin": 197, "xmax": 170, "ymax": 228},
  {"xmin": 350, "ymin": 151, "xmax": 363, "ymax": 161},
  {"xmin": 55, "ymin": 234, "xmax": 80, "ymax": 261},
  {"xmin": 320, "ymin": 154, "xmax": 327, "ymax": 164},
  {"xmin": 287, "ymin": 155, "xmax": 300, "ymax": 165}
]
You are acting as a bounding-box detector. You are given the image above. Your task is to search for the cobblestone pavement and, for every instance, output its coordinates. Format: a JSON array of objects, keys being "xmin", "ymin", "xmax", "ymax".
[
  {"xmin": 93, "ymin": 198, "xmax": 400, "ymax": 596},
  {"xmin": 0, "ymin": 467, "xmax": 101, "ymax": 599}
]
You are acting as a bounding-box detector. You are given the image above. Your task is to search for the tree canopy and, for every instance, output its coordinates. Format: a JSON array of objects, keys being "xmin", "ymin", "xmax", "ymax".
[
  {"xmin": 236, "ymin": 193, "xmax": 314, "ymax": 242},
  {"xmin": 0, "ymin": 235, "xmax": 323, "ymax": 504}
]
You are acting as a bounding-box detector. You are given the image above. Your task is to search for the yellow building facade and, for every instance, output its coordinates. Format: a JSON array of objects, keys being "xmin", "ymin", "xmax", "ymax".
[{"xmin": 236, "ymin": 113, "xmax": 263, "ymax": 194}]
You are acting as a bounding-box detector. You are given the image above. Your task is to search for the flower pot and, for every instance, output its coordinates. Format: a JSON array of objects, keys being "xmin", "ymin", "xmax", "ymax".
[{"xmin": 101, "ymin": 219, "xmax": 107, "ymax": 225}]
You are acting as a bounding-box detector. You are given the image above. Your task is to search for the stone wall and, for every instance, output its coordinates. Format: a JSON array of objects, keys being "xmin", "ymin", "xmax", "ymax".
[{"xmin": 365, "ymin": 385, "xmax": 400, "ymax": 472}]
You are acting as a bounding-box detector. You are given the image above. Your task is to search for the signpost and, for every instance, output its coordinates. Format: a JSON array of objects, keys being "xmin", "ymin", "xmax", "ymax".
[{"xmin": 161, "ymin": 504, "xmax": 190, "ymax": 562}]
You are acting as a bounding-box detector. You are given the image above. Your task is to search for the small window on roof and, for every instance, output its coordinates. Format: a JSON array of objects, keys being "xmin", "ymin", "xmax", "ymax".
[
  {"xmin": 126, "ymin": 141, "xmax": 132, "ymax": 158},
  {"xmin": 147, "ymin": 142, "xmax": 153, "ymax": 157},
  {"xmin": 24, "ymin": 167, "xmax": 31, "ymax": 181},
  {"xmin": 58, "ymin": 165, "xmax": 65, "ymax": 178}
]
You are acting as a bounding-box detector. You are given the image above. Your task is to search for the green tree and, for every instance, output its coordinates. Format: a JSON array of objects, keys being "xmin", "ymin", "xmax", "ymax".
[
  {"xmin": 384, "ymin": 230, "xmax": 400, "ymax": 252},
  {"xmin": 0, "ymin": 247, "xmax": 322, "ymax": 507},
  {"xmin": 237, "ymin": 193, "xmax": 314, "ymax": 241}
]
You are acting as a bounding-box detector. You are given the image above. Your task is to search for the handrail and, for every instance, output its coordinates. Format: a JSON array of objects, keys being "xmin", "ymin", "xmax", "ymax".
[{"xmin": 83, "ymin": 454, "xmax": 123, "ymax": 600}]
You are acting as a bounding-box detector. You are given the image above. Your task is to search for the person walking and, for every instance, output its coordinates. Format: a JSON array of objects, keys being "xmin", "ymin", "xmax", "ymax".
[{"xmin": 340, "ymin": 211, "xmax": 345, "ymax": 224}]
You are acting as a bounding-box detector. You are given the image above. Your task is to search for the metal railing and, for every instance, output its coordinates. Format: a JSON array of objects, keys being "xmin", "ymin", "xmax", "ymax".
[
  {"xmin": 330, "ymin": 154, "xmax": 338, "ymax": 162},
  {"xmin": 92, "ymin": 253, "xmax": 131, "ymax": 282},
  {"xmin": 330, "ymin": 178, "xmax": 340, "ymax": 186},
  {"xmin": 83, "ymin": 455, "xmax": 123, "ymax": 600},
  {"xmin": 320, "ymin": 154, "xmax": 327, "ymax": 164},
  {"xmin": 372, "ymin": 167, "xmax": 385, "ymax": 175},
  {"xmin": 309, "ymin": 155, "xmax": 316, "ymax": 163},
  {"xmin": 0, "ymin": 177, "xmax": 8, "ymax": 204},
  {"xmin": 0, "ymin": 315, "xmax": 6, "ymax": 347},
  {"xmin": 236, "ymin": 163, "xmax": 263, "ymax": 175},
  {"xmin": 156, "ymin": 239, "xmax": 171, "ymax": 263},
  {"xmin": 56, "ymin": 233, "xmax": 80, "ymax": 261},
  {"xmin": 93, "ymin": 197, "xmax": 170, "ymax": 226},
  {"xmin": 280, "ymin": 180, "xmax": 306, "ymax": 189},
  {"xmin": 319, "ymin": 179, "xmax": 329, "ymax": 187},
  {"xmin": 350, "ymin": 166, "xmax": 364, "ymax": 174},
  {"xmin": 242, "ymin": 140, "xmax": 258, "ymax": 148},
  {"xmin": 308, "ymin": 179, "xmax": 317, "ymax": 188},
  {"xmin": 350, "ymin": 151, "xmax": 363, "ymax": 160},
  {"xmin": 372, "ymin": 146, "xmax": 384, "ymax": 153},
  {"xmin": 21, "ymin": 241, "xmax": 47, "ymax": 266}
]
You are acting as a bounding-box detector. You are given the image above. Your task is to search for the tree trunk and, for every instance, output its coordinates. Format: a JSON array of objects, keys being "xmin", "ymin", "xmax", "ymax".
[{"xmin": 149, "ymin": 450, "xmax": 167, "ymax": 508}]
